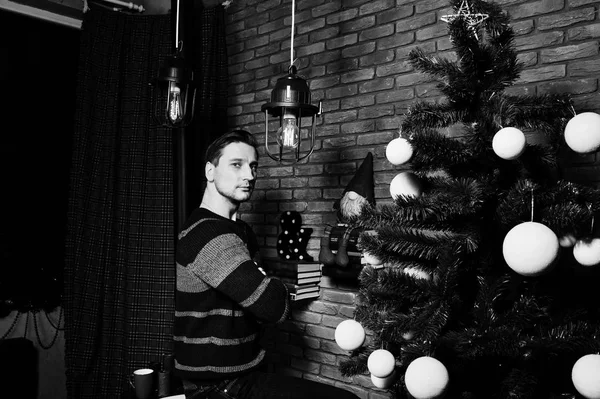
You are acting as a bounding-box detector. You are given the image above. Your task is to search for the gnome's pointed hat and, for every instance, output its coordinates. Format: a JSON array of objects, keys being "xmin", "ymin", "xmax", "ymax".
[{"xmin": 335, "ymin": 152, "xmax": 375, "ymax": 209}]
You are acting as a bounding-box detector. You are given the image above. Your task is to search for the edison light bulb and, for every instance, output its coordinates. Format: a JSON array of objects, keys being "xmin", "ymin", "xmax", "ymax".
[
  {"xmin": 168, "ymin": 85, "xmax": 184, "ymax": 123},
  {"xmin": 276, "ymin": 116, "xmax": 300, "ymax": 149}
]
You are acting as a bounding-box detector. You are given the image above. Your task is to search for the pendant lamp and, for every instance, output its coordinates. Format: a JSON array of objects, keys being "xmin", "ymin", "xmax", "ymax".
[
  {"xmin": 261, "ymin": 0, "xmax": 322, "ymax": 163},
  {"xmin": 150, "ymin": 0, "xmax": 196, "ymax": 128}
]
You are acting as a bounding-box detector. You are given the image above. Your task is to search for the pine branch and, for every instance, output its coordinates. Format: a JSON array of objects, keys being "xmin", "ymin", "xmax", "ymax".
[
  {"xmin": 408, "ymin": 129, "xmax": 473, "ymax": 174},
  {"xmin": 402, "ymin": 101, "xmax": 467, "ymax": 131},
  {"xmin": 497, "ymin": 368, "xmax": 538, "ymax": 399},
  {"xmin": 536, "ymin": 322, "xmax": 600, "ymax": 354},
  {"xmin": 517, "ymin": 144, "xmax": 558, "ymax": 183},
  {"xmin": 497, "ymin": 93, "xmax": 573, "ymax": 136},
  {"xmin": 349, "ymin": 201, "xmax": 436, "ymax": 229},
  {"xmin": 496, "ymin": 179, "xmax": 600, "ymax": 232},
  {"xmin": 540, "ymin": 203, "xmax": 593, "ymax": 236},
  {"xmin": 339, "ymin": 356, "xmax": 368, "ymax": 376},
  {"xmin": 371, "ymin": 224, "xmax": 467, "ymax": 261},
  {"xmin": 408, "ymin": 47, "xmax": 462, "ymax": 81}
]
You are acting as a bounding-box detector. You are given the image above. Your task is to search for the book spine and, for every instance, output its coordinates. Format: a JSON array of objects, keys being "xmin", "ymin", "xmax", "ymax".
[
  {"xmin": 276, "ymin": 275, "xmax": 321, "ymax": 285},
  {"xmin": 290, "ymin": 291, "xmax": 320, "ymax": 301},
  {"xmin": 264, "ymin": 261, "xmax": 321, "ymax": 273},
  {"xmin": 266, "ymin": 268, "xmax": 321, "ymax": 276},
  {"xmin": 288, "ymin": 287, "xmax": 320, "ymax": 294},
  {"xmin": 267, "ymin": 269, "xmax": 322, "ymax": 279},
  {"xmin": 285, "ymin": 282, "xmax": 320, "ymax": 289}
]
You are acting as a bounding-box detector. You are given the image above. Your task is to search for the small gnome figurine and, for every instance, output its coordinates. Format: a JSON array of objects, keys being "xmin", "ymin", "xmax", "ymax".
[
  {"xmin": 277, "ymin": 211, "xmax": 314, "ymax": 262},
  {"xmin": 335, "ymin": 152, "xmax": 376, "ymax": 223},
  {"xmin": 320, "ymin": 153, "xmax": 375, "ymax": 269}
]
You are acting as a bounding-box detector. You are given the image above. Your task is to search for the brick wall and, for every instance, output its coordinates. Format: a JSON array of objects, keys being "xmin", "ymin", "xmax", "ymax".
[{"xmin": 224, "ymin": 0, "xmax": 600, "ymax": 397}]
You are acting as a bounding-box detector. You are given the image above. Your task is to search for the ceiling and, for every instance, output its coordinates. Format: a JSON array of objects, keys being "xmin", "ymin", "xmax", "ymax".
[
  {"xmin": 0, "ymin": 0, "xmax": 224, "ymax": 28},
  {"xmin": 0, "ymin": 0, "xmax": 170, "ymax": 28},
  {"xmin": 0, "ymin": 0, "xmax": 83, "ymax": 28}
]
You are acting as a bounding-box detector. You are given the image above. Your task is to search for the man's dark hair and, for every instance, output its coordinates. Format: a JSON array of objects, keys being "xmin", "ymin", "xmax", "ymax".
[{"xmin": 205, "ymin": 130, "xmax": 259, "ymax": 166}]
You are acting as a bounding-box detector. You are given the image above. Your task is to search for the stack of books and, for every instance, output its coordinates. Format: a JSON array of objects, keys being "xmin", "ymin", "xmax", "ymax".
[{"xmin": 264, "ymin": 260, "xmax": 322, "ymax": 301}]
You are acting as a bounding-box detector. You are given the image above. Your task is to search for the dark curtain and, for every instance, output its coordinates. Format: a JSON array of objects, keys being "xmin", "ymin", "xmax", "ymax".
[
  {"xmin": 64, "ymin": 4, "xmax": 228, "ymax": 398},
  {"xmin": 0, "ymin": 10, "xmax": 79, "ymax": 315},
  {"xmin": 184, "ymin": 4, "xmax": 230, "ymax": 210}
]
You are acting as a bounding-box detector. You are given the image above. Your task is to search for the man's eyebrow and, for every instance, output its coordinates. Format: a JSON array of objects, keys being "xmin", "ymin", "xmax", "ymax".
[{"xmin": 228, "ymin": 157, "xmax": 257, "ymax": 165}]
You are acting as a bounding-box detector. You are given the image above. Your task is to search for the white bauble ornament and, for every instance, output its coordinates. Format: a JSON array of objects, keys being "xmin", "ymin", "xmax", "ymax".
[
  {"xmin": 573, "ymin": 238, "xmax": 600, "ymax": 267},
  {"xmin": 492, "ymin": 127, "xmax": 526, "ymax": 160},
  {"xmin": 572, "ymin": 354, "xmax": 600, "ymax": 399},
  {"xmin": 363, "ymin": 252, "xmax": 382, "ymax": 266},
  {"xmin": 502, "ymin": 222, "xmax": 559, "ymax": 276},
  {"xmin": 386, "ymin": 137, "xmax": 413, "ymax": 165},
  {"xmin": 334, "ymin": 320, "xmax": 366, "ymax": 351},
  {"xmin": 564, "ymin": 112, "xmax": 600, "ymax": 154},
  {"xmin": 390, "ymin": 172, "xmax": 422, "ymax": 200},
  {"xmin": 371, "ymin": 369, "xmax": 397, "ymax": 389},
  {"xmin": 405, "ymin": 356, "xmax": 449, "ymax": 399},
  {"xmin": 559, "ymin": 234, "xmax": 577, "ymax": 248},
  {"xmin": 367, "ymin": 349, "xmax": 396, "ymax": 378}
]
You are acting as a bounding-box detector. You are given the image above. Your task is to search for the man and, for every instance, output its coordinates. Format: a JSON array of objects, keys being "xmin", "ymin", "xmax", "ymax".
[{"xmin": 174, "ymin": 130, "xmax": 360, "ymax": 399}]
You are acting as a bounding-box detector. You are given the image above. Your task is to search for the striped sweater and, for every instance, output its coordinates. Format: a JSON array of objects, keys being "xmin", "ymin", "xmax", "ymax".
[{"xmin": 174, "ymin": 208, "xmax": 290, "ymax": 382}]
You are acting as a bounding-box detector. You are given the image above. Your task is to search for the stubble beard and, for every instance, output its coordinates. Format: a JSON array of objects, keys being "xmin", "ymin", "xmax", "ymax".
[{"xmin": 217, "ymin": 184, "xmax": 253, "ymax": 206}]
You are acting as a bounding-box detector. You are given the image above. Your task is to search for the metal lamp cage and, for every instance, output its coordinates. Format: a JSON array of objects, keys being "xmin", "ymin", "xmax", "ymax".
[
  {"xmin": 261, "ymin": 65, "xmax": 322, "ymax": 163},
  {"xmin": 150, "ymin": 53, "xmax": 196, "ymax": 128}
]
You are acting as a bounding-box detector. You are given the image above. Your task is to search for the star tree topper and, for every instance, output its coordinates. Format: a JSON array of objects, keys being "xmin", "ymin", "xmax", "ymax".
[{"xmin": 441, "ymin": 0, "xmax": 489, "ymax": 40}]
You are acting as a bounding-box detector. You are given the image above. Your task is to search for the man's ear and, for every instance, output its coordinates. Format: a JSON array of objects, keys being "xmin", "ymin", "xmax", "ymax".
[{"xmin": 205, "ymin": 162, "xmax": 215, "ymax": 182}]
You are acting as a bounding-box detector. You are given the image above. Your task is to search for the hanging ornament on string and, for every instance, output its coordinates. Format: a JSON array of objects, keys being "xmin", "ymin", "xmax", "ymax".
[
  {"xmin": 386, "ymin": 132, "xmax": 413, "ymax": 165},
  {"xmin": 574, "ymin": 239, "xmax": 600, "ymax": 267},
  {"xmin": 367, "ymin": 348, "xmax": 396, "ymax": 378},
  {"xmin": 573, "ymin": 214, "xmax": 600, "ymax": 267},
  {"xmin": 492, "ymin": 126, "xmax": 526, "ymax": 160},
  {"xmin": 440, "ymin": 0, "xmax": 489, "ymax": 40},
  {"xmin": 572, "ymin": 354, "xmax": 600, "ymax": 399},
  {"xmin": 390, "ymin": 172, "xmax": 423, "ymax": 200},
  {"xmin": 334, "ymin": 319, "xmax": 366, "ymax": 351},
  {"xmin": 502, "ymin": 188, "xmax": 559, "ymax": 276},
  {"xmin": 564, "ymin": 112, "xmax": 600, "ymax": 154},
  {"xmin": 371, "ymin": 369, "xmax": 397, "ymax": 389},
  {"xmin": 404, "ymin": 356, "xmax": 450, "ymax": 399}
]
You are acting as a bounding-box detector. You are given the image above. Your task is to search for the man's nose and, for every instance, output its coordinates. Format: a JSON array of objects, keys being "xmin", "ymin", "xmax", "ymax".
[{"xmin": 242, "ymin": 165, "xmax": 256, "ymax": 180}]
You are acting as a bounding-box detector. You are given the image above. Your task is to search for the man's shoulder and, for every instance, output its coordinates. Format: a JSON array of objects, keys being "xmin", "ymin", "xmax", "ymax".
[
  {"xmin": 180, "ymin": 208, "xmax": 242, "ymax": 239},
  {"xmin": 177, "ymin": 212, "xmax": 242, "ymax": 261}
]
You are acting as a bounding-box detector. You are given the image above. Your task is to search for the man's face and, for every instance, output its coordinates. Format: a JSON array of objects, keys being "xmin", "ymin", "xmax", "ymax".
[{"xmin": 206, "ymin": 142, "xmax": 258, "ymax": 204}]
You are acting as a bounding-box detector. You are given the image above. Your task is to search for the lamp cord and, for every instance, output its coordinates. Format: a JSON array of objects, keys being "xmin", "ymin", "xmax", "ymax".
[
  {"xmin": 175, "ymin": 0, "xmax": 181, "ymax": 51},
  {"xmin": 530, "ymin": 187, "xmax": 534, "ymax": 222},
  {"xmin": 290, "ymin": 0, "xmax": 295, "ymax": 67}
]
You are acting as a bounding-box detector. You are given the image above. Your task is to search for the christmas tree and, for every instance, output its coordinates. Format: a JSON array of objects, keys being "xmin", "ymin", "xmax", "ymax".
[{"xmin": 335, "ymin": 0, "xmax": 600, "ymax": 398}]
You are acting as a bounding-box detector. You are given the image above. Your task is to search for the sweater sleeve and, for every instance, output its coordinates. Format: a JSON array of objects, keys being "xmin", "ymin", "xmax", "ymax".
[{"xmin": 180, "ymin": 219, "xmax": 290, "ymax": 324}]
